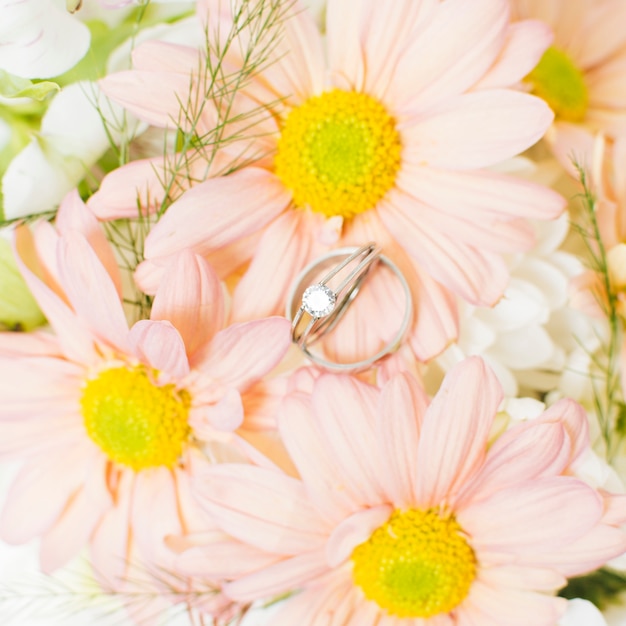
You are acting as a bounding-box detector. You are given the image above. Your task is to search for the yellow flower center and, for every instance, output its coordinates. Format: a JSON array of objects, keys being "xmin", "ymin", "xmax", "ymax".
[
  {"xmin": 81, "ymin": 366, "xmax": 192, "ymax": 471},
  {"xmin": 526, "ymin": 46, "xmax": 588, "ymax": 123},
  {"xmin": 274, "ymin": 89, "xmax": 402, "ymax": 219},
  {"xmin": 351, "ymin": 508, "xmax": 476, "ymax": 618}
]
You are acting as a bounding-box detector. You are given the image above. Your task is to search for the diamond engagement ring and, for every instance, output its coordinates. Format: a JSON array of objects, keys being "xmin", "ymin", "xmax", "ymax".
[{"xmin": 286, "ymin": 243, "xmax": 413, "ymax": 371}]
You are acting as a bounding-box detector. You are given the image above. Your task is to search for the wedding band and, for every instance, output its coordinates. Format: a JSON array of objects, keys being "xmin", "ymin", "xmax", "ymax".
[{"xmin": 286, "ymin": 243, "xmax": 413, "ymax": 372}]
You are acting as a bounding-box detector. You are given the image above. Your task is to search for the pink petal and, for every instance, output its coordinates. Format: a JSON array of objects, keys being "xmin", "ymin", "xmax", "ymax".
[
  {"xmin": 377, "ymin": 372, "xmax": 427, "ymax": 507},
  {"xmin": 241, "ymin": 376, "xmax": 289, "ymax": 431},
  {"xmin": 143, "ymin": 168, "xmax": 290, "ymax": 260},
  {"xmin": 478, "ymin": 564, "xmax": 566, "ymax": 591},
  {"xmin": 414, "ymin": 357, "xmax": 502, "ymax": 507},
  {"xmin": 190, "ymin": 388, "xmax": 244, "ymax": 436},
  {"xmin": 150, "ymin": 250, "xmax": 225, "ymax": 360},
  {"xmin": 175, "ymin": 533, "xmax": 278, "ymax": 579},
  {"xmin": 57, "ymin": 231, "xmax": 129, "ymax": 352},
  {"xmin": 131, "ymin": 40, "xmax": 201, "ymax": 73},
  {"xmin": 13, "ymin": 227, "xmax": 96, "ymax": 364},
  {"xmin": 455, "ymin": 421, "xmax": 571, "ymax": 508},
  {"xmin": 40, "ymin": 458, "xmax": 111, "ymax": 573},
  {"xmin": 270, "ymin": 577, "xmax": 357, "ymax": 626},
  {"xmin": 408, "ymin": 264, "xmax": 459, "ymax": 361},
  {"xmin": 532, "ymin": 398, "xmax": 589, "ymax": 468},
  {"xmin": 127, "ymin": 320, "xmax": 190, "ymax": 380},
  {"xmin": 87, "ymin": 157, "xmax": 169, "ymax": 220},
  {"xmin": 258, "ymin": 3, "xmax": 325, "ymax": 103},
  {"xmin": 394, "ymin": 170, "xmax": 537, "ymax": 253},
  {"xmin": 0, "ymin": 355, "xmax": 81, "ymax": 417},
  {"xmin": 278, "ymin": 394, "xmax": 362, "ymax": 523},
  {"xmin": 397, "ymin": 165, "xmax": 565, "ymax": 222},
  {"xmin": 403, "ymin": 90, "xmax": 553, "ymax": 170},
  {"xmin": 602, "ymin": 493, "xmax": 626, "ymax": 526},
  {"xmin": 198, "ymin": 317, "xmax": 291, "ymax": 390},
  {"xmin": 474, "ymin": 20, "xmax": 554, "ymax": 90},
  {"xmin": 99, "ymin": 70, "xmax": 192, "ymax": 128},
  {"xmin": 575, "ymin": 1, "xmax": 626, "ymax": 70},
  {"xmin": 195, "ymin": 464, "xmax": 328, "ymax": 555},
  {"xmin": 131, "ymin": 468, "xmax": 184, "ymax": 569},
  {"xmin": 378, "ymin": 192, "xmax": 510, "ymax": 306},
  {"xmin": 0, "ymin": 330, "xmax": 62, "ymax": 357},
  {"xmin": 461, "ymin": 580, "xmax": 566, "ymax": 626},
  {"xmin": 459, "ymin": 477, "xmax": 603, "ymax": 554},
  {"xmin": 588, "ymin": 57, "xmax": 626, "ymax": 110},
  {"xmin": 0, "ymin": 412, "xmax": 84, "ymax": 461},
  {"xmin": 230, "ymin": 210, "xmax": 312, "ymax": 321},
  {"xmin": 90, "ymin": 469, "xmax": 134, "ymax": 587},
  {"xmin": 391, "ymin": 0, "xmax": 509, "ymax": 113},
  {"xmin": 328, "ymin": 0, "xmax": 438, "ymax": 97},
  {"xmin": 325, "ymin": 505, "xmax": 392, "ymax": 568},
  {"xmin": 224, "ymin": 550, "xmax": 328, "ymax": 602},
  {"xmin": 56, "ymin": 190, "xmax": 123, "ymax": 296},
  {"xmin": 0, "ymin": 445, "xmax": 96, "ymax": 543},
  {"xmin": 312, "ymin": 375, "xmax": 387, "ymax": 507},
  {"xmin": 520, "ymin": 524, "xmax": 626, "ymax": 576},
  {"xmin": 325, "ymin": 0, "xmax": 365, "ymax": 92},
  {"xmin": 547, "ymin": 122, "xmax": 596, "ymax": 178}
]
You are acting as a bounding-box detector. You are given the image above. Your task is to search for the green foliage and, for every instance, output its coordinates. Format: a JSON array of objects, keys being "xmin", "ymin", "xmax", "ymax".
[
  {"xmin": 0, "ymin": 71, "xmax": 60, "ymax": 101},
  {"xmin": 571, "ymin": 162, "xmax": 625, "ymax": 462},
  {"xmin": 560, "ymin": 569, "xmax": 626, "ymax": 610}
]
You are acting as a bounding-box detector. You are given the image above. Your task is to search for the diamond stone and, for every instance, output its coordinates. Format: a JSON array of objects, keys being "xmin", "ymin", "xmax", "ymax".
[{"xmin": 302, "ymin": 284, "xmax": 336, "ymax": 317}]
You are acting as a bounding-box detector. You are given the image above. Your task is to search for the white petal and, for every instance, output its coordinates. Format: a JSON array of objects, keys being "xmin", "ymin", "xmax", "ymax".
[
  {"xmin": 557, "ymin": 599, "xmax": 607, "ymax": 626},
  {"xmin": 2, "ymin": 82, "xmax": 120, "ymax": 219},
  {"xmin": 0, "ymin": 0, "xmax": 90, "ymax": 79},
  {"xmin": 475, "ymin": 278, "xmax": 549, "ymax": 333},
  {"xmin": 489, "ymin": 325, "xmax": 555, "ymax": 370},
  {"xmin": 2, "ymin": 142, "xmax": 76, "ymax": 219}
]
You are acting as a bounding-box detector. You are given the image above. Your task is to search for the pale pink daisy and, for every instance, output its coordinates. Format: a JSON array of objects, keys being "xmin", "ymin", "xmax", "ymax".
[
  {"xmin": 179, "ymin": 357, "xmax": 626, "ymax": 625},
  {"xmin": 0, "ymin": 190, "xmax": 291, "ymax": 587},
  {"xmin": 513, "ymin": 0, "xmax": 626, "ymax": 169},
  {"xmin": 97, "ymin": 0, "xmax": 564, "ymax": 362}
]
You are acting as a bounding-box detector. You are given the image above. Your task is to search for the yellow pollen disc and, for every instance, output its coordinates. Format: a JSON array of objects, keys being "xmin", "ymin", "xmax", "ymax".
[
  {"xmin": 526, "ymin": 46, "xmax": 588, "ymax": 123},
  {"xmin": 351, "ymin": 508, "xmax": 477, "ymax": 618},
  {"xmin": 274, "ymin": 89, "xmax": 402, "ymax": 219},
  {"xmin": 81, "ymin": 366, "xmax": 192, "ymax": 471}
]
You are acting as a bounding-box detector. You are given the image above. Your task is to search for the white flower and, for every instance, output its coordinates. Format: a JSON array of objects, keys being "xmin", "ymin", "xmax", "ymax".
[
  {"xmin": 0, "ymin": 0, "xmax": 90, "ymax": 79},
  {"xmin": 1, "ymin": 82, "xmax": 129, "ymax": 219},
  {"xmin": 559, "ymin": 599, "xmax": 608, "ymax": 626},
  {"xmin": 438, "ymin": 212, "xmax": 594, "ymax": 396}
]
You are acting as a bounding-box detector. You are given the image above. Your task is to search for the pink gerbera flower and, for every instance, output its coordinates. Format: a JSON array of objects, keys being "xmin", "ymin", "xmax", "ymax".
[
  {"xmin": 181, "ymin": 358, "xmax": 626, "ymax": 625},
  {"xmin": 0, "ymin": 191, "xmax": 291, "ymax": 585},
  {"xmin": 98, "ymin": 0, "xmax": 564, "ymax": 362},
  {"xmin": 514, "ymin": 0, "xmax": 626, "ymax": 168}
]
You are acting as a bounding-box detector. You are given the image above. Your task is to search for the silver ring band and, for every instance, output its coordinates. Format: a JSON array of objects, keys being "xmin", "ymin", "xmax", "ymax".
[{"xmin": 286, "ymin": 243, "xmax": 413, "ymax": 372}]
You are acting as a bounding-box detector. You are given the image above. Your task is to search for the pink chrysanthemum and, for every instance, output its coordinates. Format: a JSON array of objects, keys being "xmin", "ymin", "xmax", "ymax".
[
  {"xmin": 514, "ymin": 0, "xmax": 626, "ymax": 167},
  {"xmin": 97, "ymin": 0, "xmax": 564, "ymax": 362},
  {"xmin": 0, "ymin": 191, "xmax": 291, "ymax": 585},
  {"xmin": 181, "ymin": 358, "xmax": 626, "ymax": 625}
]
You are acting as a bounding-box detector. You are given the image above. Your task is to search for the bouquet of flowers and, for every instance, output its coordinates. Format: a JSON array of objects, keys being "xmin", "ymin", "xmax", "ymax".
[{"xmin": 2, "ymin": 0, "xmax": 626, "ymax": 624}]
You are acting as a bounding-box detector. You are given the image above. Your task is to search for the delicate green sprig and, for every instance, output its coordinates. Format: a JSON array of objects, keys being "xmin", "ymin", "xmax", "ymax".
[
  {"xmin": 0, "ymin": 560, "xmax": 249, "ymax": 626},
  {"xmin": 93, "ymin": 0, "xmax": 292, "ymax": 321},
  {"xmin": 570, "ymin": 161, "xmax": 625, "ymax": 462}
]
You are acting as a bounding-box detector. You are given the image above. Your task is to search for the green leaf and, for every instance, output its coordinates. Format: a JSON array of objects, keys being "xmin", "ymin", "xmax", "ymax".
[
  {"xmin": 0, "ymin": 70, "xmax": 59, "ymax": 101},
  {"xmin": 559, "ymin": 568, "xmax": 626, "ymax": 609},
  {"xmin": 615, "ymin": 402, "xmax": 626, "ymax": 437},
  {"xmin": 0, "ymin": 238, "xmax": 46, "ymax": 331}
]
